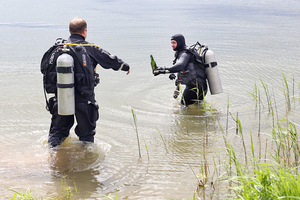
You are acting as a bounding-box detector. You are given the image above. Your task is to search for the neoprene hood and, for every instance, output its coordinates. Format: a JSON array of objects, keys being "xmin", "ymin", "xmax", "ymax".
[{"xmin": 171, "ymin": 34, "xmax": 186, "ymax": 51}]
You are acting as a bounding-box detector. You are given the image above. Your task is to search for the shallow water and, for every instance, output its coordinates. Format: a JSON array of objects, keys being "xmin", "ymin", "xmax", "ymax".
[{"xmin": 1, "ymin": 0, "xmax": 300, "ymax": 199}]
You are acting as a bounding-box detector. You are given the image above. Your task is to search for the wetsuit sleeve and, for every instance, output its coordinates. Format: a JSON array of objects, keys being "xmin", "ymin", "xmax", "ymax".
[
  {"xmin": 88, "ymin": 46, "xmax": 130, "ymax": 71},
  {"xmin": 166, "ymin": 52, "xmax": 191, "ymax": 73}
]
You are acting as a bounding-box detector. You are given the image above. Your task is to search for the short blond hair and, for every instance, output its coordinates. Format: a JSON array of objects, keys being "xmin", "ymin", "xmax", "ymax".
[{"xmin": 69, "ymin": 17, "xmax": 87, "ymax": 35}]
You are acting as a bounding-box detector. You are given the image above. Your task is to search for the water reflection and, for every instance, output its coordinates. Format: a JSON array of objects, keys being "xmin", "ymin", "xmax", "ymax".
[
  {"xmin": 168, "ymin": 103, "xmax": 221, "ymax": 198},
  {"xmin": 159, "ymin": 102, "xmax": 222, "ymax": 161},
  {"xmin": 171, "ymin": 102, "xmax": 220, "ymax": 138},
  {"xmin": 46, "ymin": 137, "xmax": 110, "ymax": 198},
  {"xmin": 48, "ymin": 138, "xmax": 109, "ymax": 173}
]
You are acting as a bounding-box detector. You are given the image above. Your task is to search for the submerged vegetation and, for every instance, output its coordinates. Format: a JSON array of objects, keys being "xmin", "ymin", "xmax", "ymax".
[
  {"xmin": 193, "ymin": 73, "xmax": 300, "ymax": 199},
  {"xmin": 5, "ymin": 73, "xmax": 300, "ymax": 199}
]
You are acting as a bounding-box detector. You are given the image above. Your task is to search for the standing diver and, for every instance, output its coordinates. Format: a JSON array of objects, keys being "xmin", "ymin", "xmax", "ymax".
[
  {"xmin": 41, "ymin": 17, "xmax": 130, "ymax": 147},
  {"xmin": 153, "ymin": 34, "xmax": 208, "ymax": 106}
]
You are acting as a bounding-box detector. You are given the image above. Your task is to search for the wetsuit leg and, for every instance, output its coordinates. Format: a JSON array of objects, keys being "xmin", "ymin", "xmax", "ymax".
[
  {"xmin": 181, "ymin": 85, "xmax": 197, "ymax": 105},
  {"xmin": 74, "ymin": 101, "xmax": 99, "ymax": 143},
  {"xmin": 181, "ymin": 84, "xmax": 207, "ymax": 106},
  {"xmin": 48, "ymin": 101, "xmax": 74, "ymax": 147}
]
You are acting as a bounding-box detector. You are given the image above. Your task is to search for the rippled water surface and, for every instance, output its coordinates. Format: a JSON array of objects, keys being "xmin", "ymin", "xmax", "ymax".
[{"xmin": 1, "ymin": 0, "xmax": 300, "ymax": 199}]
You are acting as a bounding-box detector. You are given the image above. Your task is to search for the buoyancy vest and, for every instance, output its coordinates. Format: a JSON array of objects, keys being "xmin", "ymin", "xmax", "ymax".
[
  {"xmin": 41, "ymin": 38, "xmax": 66, "ymax": 94},
  {"xmin": 174, "ymin": 48, "xmax": 207, "ymax": 86},
  {"xmin": 40, "ymin": 38, "xmax": 98, "ymax": 99}
]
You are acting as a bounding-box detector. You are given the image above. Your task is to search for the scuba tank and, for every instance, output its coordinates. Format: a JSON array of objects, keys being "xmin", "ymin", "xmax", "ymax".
[
  {"xmin": 56, "ymin": 45, "xmax": 75, "ymax": 115},
  {"xmin": 202, "ymin": 48, "xmax": 223, "ymax": 95}
]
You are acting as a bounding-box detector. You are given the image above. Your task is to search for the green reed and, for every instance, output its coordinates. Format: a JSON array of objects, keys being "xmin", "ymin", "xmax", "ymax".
[
  {"xmin": 8, "ymin": 188, "xmax": 43, "ymax": 200},
  {"xmin": 282, "ymin": 72, "xmax": 291, "ymax": 111},
  {"xmin": 156, "ymin": 127, "xmax": 168, "ymax": 153},
  {"xmin": 7, "ymin": 179, "xmax": 78, "ymax": 200},
  {"xmin": 217, "ymin": 73, "xmax": 300, "ymax": 199},
  {"xmin": 130, "ymin": 107, "xmax": 150, "ymax": 161},
  {"xmin": 187, "ymin": 72, "xmax": 300, "ymax": 199},
  {"xmin": 130, "ymin": 107, "xmax": 142, "ymax": 159},
  {"xmin": 142, "ymin": 135, "xmax": 150, "ymax": 162},
  {"xmin": 102, "ymin": 192, "xmax": 119, "ymax": 200},
  {"xmin": 260, "ymin": 79, "xmax": 272, "ymax": 114}
]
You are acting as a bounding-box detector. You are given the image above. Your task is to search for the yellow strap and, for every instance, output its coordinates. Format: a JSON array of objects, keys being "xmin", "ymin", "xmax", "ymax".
[
  {"xmin": 65, "ymin": 43, "xmax": 99, "ymax": 73},
  {"xmin": 65, "ymin": 43, "xmax": 99, "ymax": 48}
]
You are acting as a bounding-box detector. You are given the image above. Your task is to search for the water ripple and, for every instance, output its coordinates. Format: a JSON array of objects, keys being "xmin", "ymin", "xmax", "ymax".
[{"xmin": 0, "ymin": 22, "xmax": 64, "ymax": 29}]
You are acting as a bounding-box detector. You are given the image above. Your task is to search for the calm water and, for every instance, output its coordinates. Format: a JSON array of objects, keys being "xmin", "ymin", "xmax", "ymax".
[{"xmin": 1, "ymin": 0, "xmax": 300, "ymax": 199}]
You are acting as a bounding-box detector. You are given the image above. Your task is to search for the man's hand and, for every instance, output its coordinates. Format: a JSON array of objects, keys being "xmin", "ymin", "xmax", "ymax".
[
  {"xmin": 153, "ymin": 67, "xmax": 170, "ymax": 76},
  {"xmin": 169, "ymin": 73, "xmax": 176, "ymax": 80},
  {"xmin": 95, "ymin": 73, "xmax": 100, "ymax": 86}
]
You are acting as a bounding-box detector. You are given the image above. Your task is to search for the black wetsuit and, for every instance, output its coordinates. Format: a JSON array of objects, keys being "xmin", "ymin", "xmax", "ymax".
[
  {"xmin": 47, "ymin": 34, "xmax": 130, "ymax": 147},
  {"xmin": 167, "ymin": 34, "xmax": 207, "ymax": 106}
]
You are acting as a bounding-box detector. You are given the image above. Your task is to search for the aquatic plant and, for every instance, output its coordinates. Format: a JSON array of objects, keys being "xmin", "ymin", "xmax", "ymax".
[
  {"xmin": 183, "ymin": 72, "xmax": 300, "ymax": 199},
  {"xmin": 282, "ymin": 72, "xmax": 291, "ymax": 111},
  {"xmin": 130, "ymin": 107, "xmax": 142, "ymax": 159},
  {"xmin": 214, "ymin": 73, "xmax": 300, "ymax": 199},
  {"xmin": 156, "ymin": 127, "xmax": 169, "ymax": 153},
  {"xmin": 8, "ymin": 188, "xmax": 43, "ymax": 200},
  {"xmin": 7, "ymin": 179, "xmax": 78, "ymax": 200}
]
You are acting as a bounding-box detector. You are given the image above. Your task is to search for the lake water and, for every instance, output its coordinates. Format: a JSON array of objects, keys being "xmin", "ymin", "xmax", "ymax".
[{"xmin": 1, "ymin": 0, "xmax": 300, "ymax": 199}]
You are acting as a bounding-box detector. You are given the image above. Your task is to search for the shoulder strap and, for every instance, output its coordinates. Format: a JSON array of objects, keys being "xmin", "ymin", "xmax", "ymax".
[{"xmin": 43, "ymin": 86, "xmax": 50, "ymax": 111}]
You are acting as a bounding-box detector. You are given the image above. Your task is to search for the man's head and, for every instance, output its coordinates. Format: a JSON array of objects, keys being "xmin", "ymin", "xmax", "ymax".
[
  {"xmin": 171, "ymin": 34, "xmax": 186, "ymax": 51},
  {"xmin": 69, "ymin": 17, "xmax": 87, "ymax": 38}
]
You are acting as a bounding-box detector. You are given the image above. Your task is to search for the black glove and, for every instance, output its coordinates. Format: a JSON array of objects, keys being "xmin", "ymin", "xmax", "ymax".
[
  {"xmin": 94, "ymin": 73, "xmax": 100, "ymax": 86},
  {"xmin": 169, "ymin": 73, "xmax": 176, "ymax": 80},
  {"xmin": 153, "ymin": 67, "xmax": 163, "ymax": 76},
  {"xmin": 153, "ymin": 67, "xmax": 170, "ymax": 76},
  {"xmin": 123, "ymin": 63, "xmax": 130, "ymax": 71}
]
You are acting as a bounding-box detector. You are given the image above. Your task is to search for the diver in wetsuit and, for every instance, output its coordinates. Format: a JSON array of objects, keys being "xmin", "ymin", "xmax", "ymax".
[
  {"xmin": 154, "ymin": 34, "xmax": 207, "ymax": 106},
  {"xmin": 41, "ymin": 17, "xmax": 130, "ymax": 147}
]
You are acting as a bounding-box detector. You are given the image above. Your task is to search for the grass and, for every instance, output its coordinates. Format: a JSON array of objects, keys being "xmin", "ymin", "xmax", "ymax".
[
  {"xmin": 203, "ymin": 72, "xmax": 300, "ymax": 199},
  {"xmin": 130, "ymin": 106, "xmax": 142, "ymax": 159},
  {"xmin": 7, "ymin": 179, "xmax": 76, "ymax": 200},
  {"xmin": 5, "ymin": 181, "xmax": 117, "ymax": 200}
]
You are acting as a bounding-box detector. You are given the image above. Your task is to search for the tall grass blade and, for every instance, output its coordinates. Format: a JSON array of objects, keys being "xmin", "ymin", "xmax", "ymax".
[
  {"xmin": 130, "ymin": 107, "xmax": 142, "ymax": 159},
  {"xmin": 142, "ymin": 136, "xmax": 150, "ymax": 162},
  {"xmin": 156, "ymin": 128, "xmax": 168, "ymax": 153},
  {"xmin": 282, "ymin": 72, "xmax": 291, "ymax": 111}
]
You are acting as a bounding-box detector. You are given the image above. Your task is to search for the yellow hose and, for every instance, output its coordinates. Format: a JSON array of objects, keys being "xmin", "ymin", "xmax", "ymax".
[
  {"xmin": 65, "ymin": 43, "xmax": 99, "ymax": 72},
  {"xmin": 65, "ymin": 43, "xmax": 99, "ymax": 48}
]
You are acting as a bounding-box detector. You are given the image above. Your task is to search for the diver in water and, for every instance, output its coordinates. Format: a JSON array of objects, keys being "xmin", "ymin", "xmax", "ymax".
[
  {"xmin": 153, "ymin": 34, "xmax": 208, "ymax": 106},
  {"xmin": 41, "ymin": 17, "xmax": 130, "ymax": 147}
]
